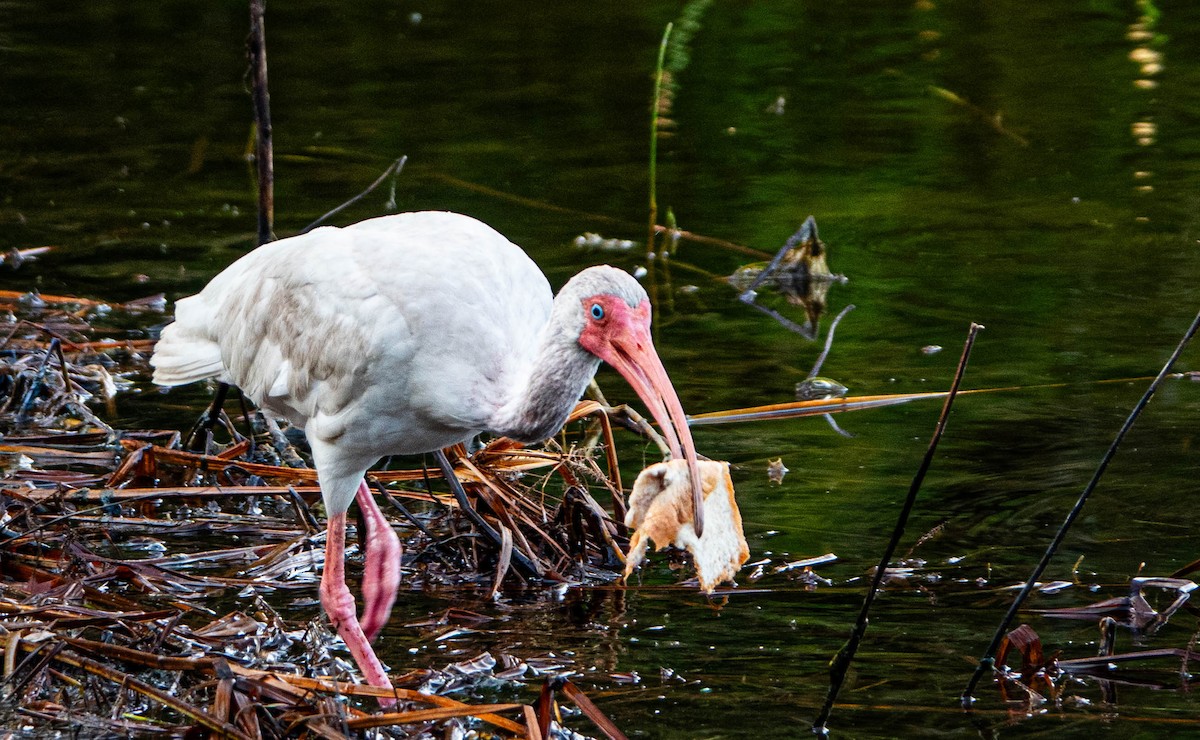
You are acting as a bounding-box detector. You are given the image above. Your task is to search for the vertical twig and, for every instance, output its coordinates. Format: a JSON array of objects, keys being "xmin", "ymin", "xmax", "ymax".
[
  {"xmin": 961, "ymin": 308, "xmax": 1200, "ymax": 706},
  {"xmin": 219, "ymin": 0, "xmax": 273, "ymax": 453},
  {"xmin": 645, "ymin": 22, "xmax": 672, "ymax": 314},
  {"xmin": 51, "ymin": 339, "xmax": 75, "ymax": 395},
  {"xmin": 814, "ymin": 322, "xmax": 983, "ymax": 736},
  {"xmin": 648, "ymin": 22, "xmax": 672, "ymax": 253},
  {"xmin": 248, "ymin": 0, "xmax": 273, "ymax": 246}
]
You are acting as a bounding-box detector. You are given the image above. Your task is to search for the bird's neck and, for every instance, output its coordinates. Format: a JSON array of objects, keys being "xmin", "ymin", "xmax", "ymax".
[{"xmin": 492, "ymin": 329, "xmax": 599, "ymax": 444}]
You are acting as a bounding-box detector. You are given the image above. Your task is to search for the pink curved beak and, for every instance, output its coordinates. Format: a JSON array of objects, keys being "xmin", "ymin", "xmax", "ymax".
[{"xmin": 600, "ymin": 302, "xmax": 705, "ymax": 537}]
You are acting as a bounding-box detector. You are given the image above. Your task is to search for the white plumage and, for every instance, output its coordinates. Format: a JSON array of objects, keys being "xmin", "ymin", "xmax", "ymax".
[
  {"xmin": 154, "ymin": 212, "xmax": 553, "ymax": 511},
  {"xmin": 151, "ymin": 211, "xmax": 703, "ymax": 702}
]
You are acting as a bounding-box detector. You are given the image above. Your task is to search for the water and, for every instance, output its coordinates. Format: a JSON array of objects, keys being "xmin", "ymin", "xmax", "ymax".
[{"xmin": 4, "ymin": 1, "xmax": 1200, "ymax": 736}]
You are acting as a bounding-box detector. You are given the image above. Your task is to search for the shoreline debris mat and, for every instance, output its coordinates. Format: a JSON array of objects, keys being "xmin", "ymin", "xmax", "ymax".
[{"xmin": 0, "ymin": 297, "xmax": 643, "ymax": 737}]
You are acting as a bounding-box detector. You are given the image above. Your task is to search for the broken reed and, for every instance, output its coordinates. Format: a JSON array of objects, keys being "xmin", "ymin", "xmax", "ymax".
[
  {"xmin": 814, "ymin": 322, "xmax": 982, "ymax": 736},
  {"xmin": 644, "ymin": 20, "xmax": 672, "ymax": 314},
  {"xmin": 961, "ymin": 307, "xmax": 1200, "ymax": 705},
  {"xmin": 645, "ymin": 0, "xmax": 714, "ymax": 313}
]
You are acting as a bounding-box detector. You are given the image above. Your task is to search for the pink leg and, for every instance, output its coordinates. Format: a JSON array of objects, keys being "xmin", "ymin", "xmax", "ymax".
[
  {"xmin": 355, "ymin": 480, "xmax": 402, "ymax": 642},
  {"xmin": 320, "ymin": 511, "xmax": 396, "ymax": 707}
]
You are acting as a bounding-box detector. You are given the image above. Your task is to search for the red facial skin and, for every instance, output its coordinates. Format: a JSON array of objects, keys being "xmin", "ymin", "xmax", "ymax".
[{"xmin": 578, "ymin": 294, "xmax": 706, "ymax": 537}]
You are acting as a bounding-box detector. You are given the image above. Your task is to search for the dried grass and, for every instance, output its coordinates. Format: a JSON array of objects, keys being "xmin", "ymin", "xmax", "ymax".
[{"xmin": 0, "ymin": 297, "xmax": 632, "ymax": 737}]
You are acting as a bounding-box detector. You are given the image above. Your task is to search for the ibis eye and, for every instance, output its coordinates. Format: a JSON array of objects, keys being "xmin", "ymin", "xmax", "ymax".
[{"xmin": 589, "ymin": 303, "xmax": 605, "ymax": 320}]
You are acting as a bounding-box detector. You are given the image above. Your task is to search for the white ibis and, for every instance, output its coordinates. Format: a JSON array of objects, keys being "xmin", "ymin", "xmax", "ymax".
[{"xmin": 150, "ymin": 211, "xmax": 703, "ymax": 698}]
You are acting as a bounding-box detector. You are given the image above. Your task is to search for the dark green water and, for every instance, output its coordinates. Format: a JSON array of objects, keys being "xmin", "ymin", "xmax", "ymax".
[{"xmin": 4, "ymin": 1, "xmax": 1200, "ymax": 736}]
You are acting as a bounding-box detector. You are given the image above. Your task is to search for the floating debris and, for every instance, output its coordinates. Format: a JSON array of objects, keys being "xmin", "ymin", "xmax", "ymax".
[
  {"xmin": 730, "ymin": 216, "xmax": 848, "ymax": 339},
  {"xmin": 795, "ymin": 377, "xmax": 848, "ymax": 402},
  {"xmin": 993, "ymin": 615, "xmax": 1200, "ymax": 709},
  {"xmin": 623, "ymin": 460, "xmax": 749, "ymax": 593},
  {"xmin": 1035, "ymin": 576, "xmax": 1196, "ymax": 635},
  {"xmin": 0, "ymin": 246, "xmax": 52, "ymax": 269},
  {"xmin": 767, "ymin": 457, "xmax": 788, "ymax": 485},
  {"xmin": 773, "ymin": 553, "xmax": 838, "ymax": 573},
  {"xmin": 572, "ymin": 232, "xmax": 637, "ymax": 252}
]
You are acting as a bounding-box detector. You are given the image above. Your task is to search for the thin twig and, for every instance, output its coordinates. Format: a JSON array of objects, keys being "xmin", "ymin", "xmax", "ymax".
[
  {"xmin": 183, "ymin": 382, "xmax": 231, "ymax": 452},
  {"xmin": 814, "ymin": 322, "xmax": 982, "ymax": 735},
  {"xmin": 808, "ymin": 304, "xmax": 855, "ymax": 381},
  {"xmin": 739, "ymin": 299, "xmax": 815, "ymax": 338},
  {"xmin": 287, "ymin": 485, "xmax": 321, "ymax": 533},
  {"xmin": 375, "ymin": 481, "xmax": 437, "ymax": 542},
  {"xmin": 960, "ymin": 308, "xmax": 1200, "ymax": 705},
  {"xmin": 51, "ymin": 338, "xmax": 75, "ymax": 395},
  {"xmin": 233, "ymin": 386, "xmax": 256, "ymax": 458},
  {"xmin": 300, "ymin": 156, "xmax": 408, "ymax": 234}
]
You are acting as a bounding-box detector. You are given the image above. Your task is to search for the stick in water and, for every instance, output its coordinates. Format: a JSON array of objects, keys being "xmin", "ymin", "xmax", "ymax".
[
  {"xmin": 960, "ymin": 308, "xmax": 1200, "ymax": 706},
  {"xmin": 301, "ymin": 156, "xmax": 408, "ymax": 234},
  {"xmin": 248, "ymin": 0, "xmax": 273, "ymax": 246},
  {"xmin": 813, "ymin": 322, "xmax": 983, "ymax": 736}
]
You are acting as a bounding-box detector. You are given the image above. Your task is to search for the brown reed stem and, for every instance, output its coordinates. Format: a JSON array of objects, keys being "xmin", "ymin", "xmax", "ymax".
[
  {"xmin": 814, "ymin": 322, "xmax": 983, "ymax": 736},
  {"xmin": 248, "ymin": 0, "xmax": 273, "ymax": 246}
]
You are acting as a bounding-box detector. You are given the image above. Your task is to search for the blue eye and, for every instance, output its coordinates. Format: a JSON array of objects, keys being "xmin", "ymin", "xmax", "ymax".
[{"xmin": 590, "ymin": 303, "xmax": 604, "ymax": 320}]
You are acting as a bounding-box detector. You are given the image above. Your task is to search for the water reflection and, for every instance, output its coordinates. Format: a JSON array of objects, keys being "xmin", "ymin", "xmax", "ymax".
[
  {"xmin": 1127, "ymin": 1, "xmax": 1163, "ymax": 90},
  {"xmin": 1127, "ymin": 1, "xmax": 1163, "ymax": 226},
  {"xmin": 6, "ymin": 0, "xmax": 1200, "ymax": 736},
  {"xmin": 727, "ymin": 216, "xmax": 847, "ymax": 340}
]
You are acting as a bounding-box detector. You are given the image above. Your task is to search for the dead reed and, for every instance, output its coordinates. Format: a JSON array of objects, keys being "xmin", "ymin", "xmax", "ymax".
[{"xmin": 0, "ymin": 295, "xmax": 635, "ymax": 738}]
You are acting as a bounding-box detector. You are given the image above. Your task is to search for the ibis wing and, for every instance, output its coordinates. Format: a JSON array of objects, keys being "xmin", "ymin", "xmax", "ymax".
[{"xmin": 153, "ymin": 212, "xmax": 553, "ymax": 445}]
